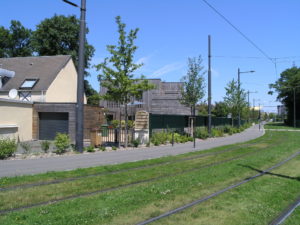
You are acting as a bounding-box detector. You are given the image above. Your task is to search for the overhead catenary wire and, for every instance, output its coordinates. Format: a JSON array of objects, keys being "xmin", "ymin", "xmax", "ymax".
[{"xmin": 201, "ymin": 0, "xmax": 275, "ymax": 65}]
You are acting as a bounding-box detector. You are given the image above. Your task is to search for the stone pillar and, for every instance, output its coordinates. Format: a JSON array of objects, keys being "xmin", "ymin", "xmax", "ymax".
[{"xmin": 134, "ymin": 111, "xmax": 149, "ymax": 145}]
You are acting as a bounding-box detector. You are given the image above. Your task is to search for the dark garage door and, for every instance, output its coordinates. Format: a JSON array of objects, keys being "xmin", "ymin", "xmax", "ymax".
[{"xmin": 39, "ymin": 112, "xmax": 69, "ymax": 140}]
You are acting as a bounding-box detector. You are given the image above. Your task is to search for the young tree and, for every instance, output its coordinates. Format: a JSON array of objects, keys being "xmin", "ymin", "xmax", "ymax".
[
  {"xmin": 224, "ymin": 79, "xmax": 247, "ymax": 125},
  {"xmin": 96, "ymin": 16, "xmax": 155, "ymax": 147},
  {"xmin": 180, "ymin": 56, "xmax": 206, "ymax": 137},
  {"xmin": 0, "ymin": 20, "xmax": 32, "ymax": 57},
  {"xmin": 180, "ymin": 56, "xmax": 206, "ymax": 116}
]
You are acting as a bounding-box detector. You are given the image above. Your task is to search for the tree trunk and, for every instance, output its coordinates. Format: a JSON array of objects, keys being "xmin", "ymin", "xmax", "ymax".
[
  {"xmin": 118, "ymin": 105, "xmax": 121, "ymax": 148},
  {"xmin": 190, "ymin": 105, "xmax": 195, "ymax": 137},
  {"xmin": 125, "ymin": 104, "xmax": 128, "ymax": 148}
]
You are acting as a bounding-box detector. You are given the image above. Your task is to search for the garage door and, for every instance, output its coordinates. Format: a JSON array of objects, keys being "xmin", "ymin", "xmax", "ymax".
[{"xmin": 39, "ymin": 112, "xmax": 69, "ymax": 140}]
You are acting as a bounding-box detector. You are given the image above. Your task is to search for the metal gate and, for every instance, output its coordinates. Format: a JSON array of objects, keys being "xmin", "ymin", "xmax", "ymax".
[{"xmin": 101, "ymin": 128, "xmax": 134, "ymax": 146}]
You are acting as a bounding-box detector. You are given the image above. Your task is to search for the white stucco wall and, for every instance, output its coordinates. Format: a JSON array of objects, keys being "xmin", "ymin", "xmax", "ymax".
[
  {"xmin": 0, "ymin": 100, "xmax": 33, "ymax": 141},
  {"xmin": 46, "ymin": 60, "xmax": 77, "ymax": 103},
  {"xmin": 46, "ymin": 60, "xmax": 87, "ymax": 103}
]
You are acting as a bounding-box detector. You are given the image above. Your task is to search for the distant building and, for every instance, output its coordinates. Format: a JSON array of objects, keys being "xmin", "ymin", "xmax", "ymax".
[
  {"xmin": 277, "ymin": 105, "xmax": 287, "ymax": 117},
  {"xmin": 99, "ymin": 79, "xmax": 191, "ymax": 120}
]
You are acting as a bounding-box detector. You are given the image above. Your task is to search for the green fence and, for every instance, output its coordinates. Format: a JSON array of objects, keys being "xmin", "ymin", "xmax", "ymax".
[{"xmin": 149, "ymin": 114, "xmax": 247, "ymax": 135}]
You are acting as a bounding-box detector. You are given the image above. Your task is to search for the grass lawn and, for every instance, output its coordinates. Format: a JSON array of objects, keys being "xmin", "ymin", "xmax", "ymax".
[
  {"xmin": 264, "ymin": 122, "xmax": 300, "ymax": 130},
  {"xmin": 0, "ymin": 131, "xmax": 300, "ymax": 224},
  {"xmin": 284, "ymin": 206, "xmax": 300, "ymax": 225}
]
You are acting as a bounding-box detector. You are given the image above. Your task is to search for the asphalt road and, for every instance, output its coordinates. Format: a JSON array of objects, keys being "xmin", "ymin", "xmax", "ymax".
[{"xmin": 0, "ymin": 124, "xmax": 264, "ymax": 178}]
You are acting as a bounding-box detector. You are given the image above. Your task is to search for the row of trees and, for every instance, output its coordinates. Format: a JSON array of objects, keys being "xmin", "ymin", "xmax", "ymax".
[
  {"xmin": 180, "ymin": 59, "xmax": 251, "ymax": 122},
  {"xmin": 0, "ymin": 16, "xmax": 97, "ymax": 104}
]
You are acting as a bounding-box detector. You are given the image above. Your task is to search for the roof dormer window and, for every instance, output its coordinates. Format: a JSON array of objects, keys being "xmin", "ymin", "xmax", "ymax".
[{"xmin": 20, "ymin": 79, "xmax": 38, "ymax": 89}]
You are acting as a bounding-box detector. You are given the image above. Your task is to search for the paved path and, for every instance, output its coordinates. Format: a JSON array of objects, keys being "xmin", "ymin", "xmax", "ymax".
[
  {"xmin": 0, "ymin": 124, "xmax": 264, "ymax": 178},
  {"xmin": 264, "ymin": 129, "xmax": 300, "ymax": 132}
]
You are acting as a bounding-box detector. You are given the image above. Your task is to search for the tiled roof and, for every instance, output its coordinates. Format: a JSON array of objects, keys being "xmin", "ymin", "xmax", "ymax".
[{"xmin": 0, "ymin": 55, "xmax": 72, "ymax": 91}]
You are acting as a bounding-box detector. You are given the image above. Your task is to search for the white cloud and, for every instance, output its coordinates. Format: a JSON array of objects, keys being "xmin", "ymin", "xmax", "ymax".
[{"xmin": 152, "ymin": 62, "xmax": 185, "ymax": 78}]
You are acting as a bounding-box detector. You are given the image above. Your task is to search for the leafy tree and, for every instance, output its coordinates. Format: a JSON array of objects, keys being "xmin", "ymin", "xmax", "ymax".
[
  {"xmin": 180, "ymin": 56, "xmax": 206, "ymax": 116},
  {"xmin": 32, "ymin": 15, "xmax": 95, "ymax": 70},
  {"xmin": 84, "ymin": 80, "xmax": 100, "ymax": 105},
  {"xmin": 212, "ymin": 101, "xmax": 228, "ymax": 117},
  {"xmin": 0, "ymin": 20, "xmax": 32, "ymax": 57},
  {"xmin": 269, "ymin": 66, "xmax": 300, "ymax": 125},
  {"xmin": 224, "ymin": 79, "xmax": 247, "ymax": 122},
  {"xmin": 0, "ymin": 26, "xmax": 9, "ymax": 57},
  {"xmin": 84, "ymin": 80, "xmax": 98, "ymax": 96},
  {"xmin": 196, "ymin": 102, "xmax": 208, "ymax": 116},
  {"xmin": 31, "ymin": 14, "xmax": 97, "ymax": 101},
  {"xmin": 96, "ymin": 16, "xmax": 155, "ymax": 147}
]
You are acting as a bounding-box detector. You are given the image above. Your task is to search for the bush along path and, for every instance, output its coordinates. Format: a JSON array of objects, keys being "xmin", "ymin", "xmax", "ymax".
[
  {"xmin": 150, "ymin": 123, "xmax": 252, "ymax": 146},
  {"xmin": 0, "ymin": 130, "xmax": 299, "ymax": 225}
]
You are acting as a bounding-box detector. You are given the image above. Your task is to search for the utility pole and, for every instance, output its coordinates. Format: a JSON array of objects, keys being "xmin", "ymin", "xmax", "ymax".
[
  {"xmin": 253, "ymin": 98, "xmax": 255, "ymax": 122},
  {"xmin": 238, "ymin": 68, "xmax": 241, "ymax": 128},
  {"xmin": 62, "ymin": 0, "xmax": 86, "ymax": 152},
  {"xmin": 259, "ymin": 103, "xmax": 261, "ymax": 130},
  {"xmin": 76, "ymin": 0, "xmax": 86, "ymax": 152},
  {"xmin": 63, "ymin": 0, "xmax": 86, "ymax": 152},
  {"xmin": 208, "ymin": 35, "xmax": 212, "ymax": 136},
  {"xmin": 237, "ymin": 69, "xmax": 255, "ymax": 127},
  {"xmin": 294, "ymin": 88, "xmax": 296, "ymax": 128},
  {"xmin": 247, "ymin": 91, "xmax": 257, "ymax": 122}
]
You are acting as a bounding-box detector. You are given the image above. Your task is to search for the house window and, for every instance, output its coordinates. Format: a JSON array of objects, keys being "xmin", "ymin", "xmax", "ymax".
[
  {"xmin": 20, "ymin": 79, "xmax": 38, "ymax": 89},
  {"xmin": 19, "ymin": 91, "xmax": 31, "ymax": 101}
]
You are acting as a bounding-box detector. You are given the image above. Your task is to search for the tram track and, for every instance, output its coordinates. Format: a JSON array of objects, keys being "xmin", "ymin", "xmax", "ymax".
[
  {"xmin": 0, "ymin": 138, "xmax": 277, "ymax": 215},
  {"xmin": 136, "ymin": 151, "xmax": 300, "ymax": 225},
  {"xmin": 0, "ymin": 137, "xmax": 273, "ymax": 192}
]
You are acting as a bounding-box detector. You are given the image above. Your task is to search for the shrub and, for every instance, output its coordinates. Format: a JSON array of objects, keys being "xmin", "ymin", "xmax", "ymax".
[
  {"xmin": 223, "ymin": 126, "xmax": 231, "ymax": 133},
  {"xmin": 41, "ymin": 140, "xmax": 51, "ymax": 153},
  {"xmin": 20, "ymin": 142, "xmax": 31, "ymax": 154},
  {"xmin": 211, "ymin": 128, "xmax": 224, "ymax": 137},
  {"xmin": 70, "ymin": 144, "xmax": 76, "ymax": 151},
  {"xmin": 112, "ymin": 146, "xmax": 117, "ymax": 150},
  {"xmin": 100, "ymin": 146, "xmax": 106, "ymax": 151},
  {"xmin": 0, "ymin": 138, "xmax": 17, "ymax": 159},
  {"xmin": 173, "ymin": 133, "xmax": 181, "ymax": 143},
  {"xmin": 127, "ymin": 120, "xmax": 135, "ymax": 129},
  {"xmin": 54, "ymin": 133, "xmax": 70, "ymax": 154},
  {"xmin": 111, "ymin": 120, "xmax": 119, "ymax": 128},
  {"xmin": 195, "ymin": 127, "xmax": 209, "ymax": 139},
  {"xmin": 85, "ymin": 146, "xmax": 95, "ymax": 152},
  {"xmin": 110, "ymin": 120, "xmax": 134, "ymax": 128},
  {"xmin": 132, "ymin": 139, "xmax": 140, "ymax": 148},
  {"xmin": 150, "ymin": 131, "xmax": 192, "ymax": 145},
  {"xmin": 187, "ymin": 136, "xmax": 194, "ymax": 142}
]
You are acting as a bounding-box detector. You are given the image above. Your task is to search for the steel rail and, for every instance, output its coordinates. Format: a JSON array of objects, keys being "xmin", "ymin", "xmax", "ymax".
[
  {"xmin": 136, "ymin": 151, "xmax": 300, "ymax": 225},
  {"xmin": 0, "ymin": 141, "xmax": 276, "ymax": 215},
  {"xmin": 269, "ymin": 196, "xmax": 300, "ymax": 225},
  {"xmin": 0, "ymin": 138, "xmax": 272, "ymax": 192}
]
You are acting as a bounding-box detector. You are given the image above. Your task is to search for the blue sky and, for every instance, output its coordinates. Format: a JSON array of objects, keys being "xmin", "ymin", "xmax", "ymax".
[{"xmin": 1, "ymin": 0, "xmax": 300, "ymax": 112}]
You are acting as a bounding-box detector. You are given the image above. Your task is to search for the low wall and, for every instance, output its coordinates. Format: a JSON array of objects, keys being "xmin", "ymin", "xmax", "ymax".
[{"xmin": 0, "ymin": 99, "xmax": 33, "ymax": 141}]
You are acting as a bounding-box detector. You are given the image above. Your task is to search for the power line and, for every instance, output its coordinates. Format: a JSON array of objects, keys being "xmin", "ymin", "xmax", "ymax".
[
  {"xmin": 201, "ymin": 0, "xmax": 275, "ymax": 64},
  {"xmin": 213, "ymin": 55, "xmax": 300, "ymax": 60}
]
